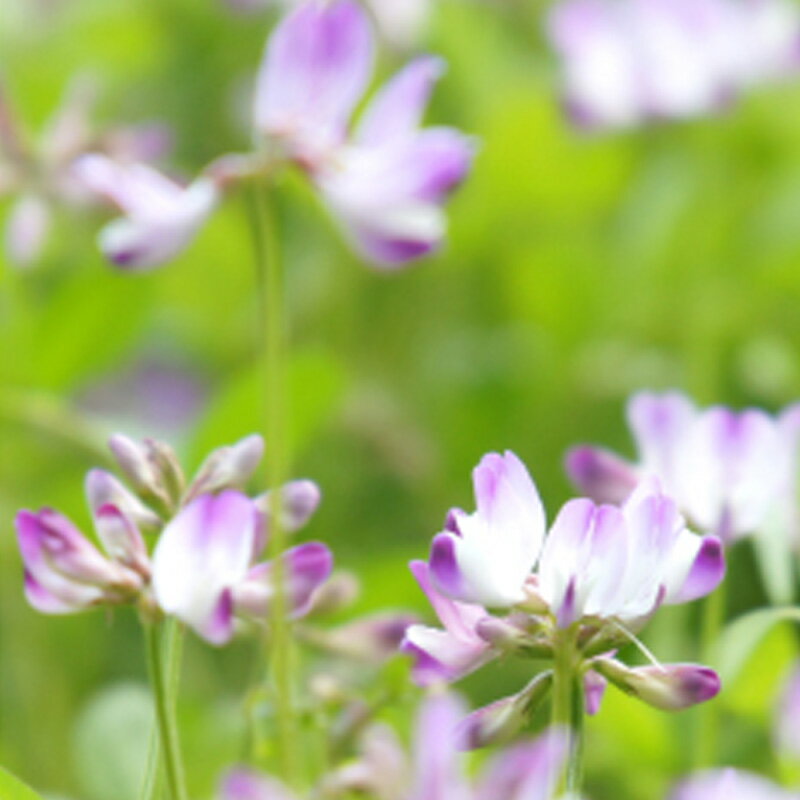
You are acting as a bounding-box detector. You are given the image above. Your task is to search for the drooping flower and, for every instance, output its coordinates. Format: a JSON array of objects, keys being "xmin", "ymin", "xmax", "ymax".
[
  {"xmin": 219, "ymin": 693, "xmax": 568, "ymax": 800},
  {"xmin": 404, "ymin": 450, "xmax": 724, "ymax": 740},
  {"xmin": 566, "ymin": 390, "xmax": 800, "ymax": 543},
  {"xmin": 15, "ymin": 431, "xmax": 331, "ymax": 646},
  {"xmin": 670, "ymin": 768, "xmax": 800, "ymax": 800},
  {"xmin": 0, "ymin": 75, "xmax": 170, "ymax": 268},
  {"xmin": 547, "ymin": 0, "xmax": 800, "ymax": 130}
]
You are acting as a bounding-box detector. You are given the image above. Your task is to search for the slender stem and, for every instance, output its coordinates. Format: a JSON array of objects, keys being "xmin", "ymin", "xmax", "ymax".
[
  {"xmin": 694, "ymin": 581, "xmax": 726, "ymax": 768},
  {"xmin": 551, "ymin": 627, "xmax": 583, "ymax": 795},
  {"xmin": 143, "ymin": 619, "xmax": 188, "ymax": 800},
  {"xmin": 246, "ymin": 182, "xmax": 298, "ymax": 782}
]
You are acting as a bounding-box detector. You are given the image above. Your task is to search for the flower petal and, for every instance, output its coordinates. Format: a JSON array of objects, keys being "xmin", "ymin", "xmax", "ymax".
[
  {"xmin": 152, "ymin": 490, "xmax": 259, "ymax": 644},
  {"xmin": 564, "ymin": 444, "xmax": 639, "ymax": 504},
  {"xmin": 253, "ymin": 0, "xmax": 373, "ymax": 159}
]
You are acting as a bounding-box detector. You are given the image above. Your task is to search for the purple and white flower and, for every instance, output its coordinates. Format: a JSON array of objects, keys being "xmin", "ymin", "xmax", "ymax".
[
  {"xmin": 16, "ymin": 431, "xmax": 332, "ymax": 647},
  {"xmin": 0, "ymin": 75, "xmax": 170, "ymax": 268},
  {"xmin": 547, "ymin": 0, "xmax": 800, "ymax": 130},
  {"xmin": 405, "ymin": 449, "xmax": 724, "ymax": 729},
  {"xmin": 72, "ymin": 154, "xmax": 218, "ymax": 271},
  {"xmin": 566, "ymin": 390, "xmax": 800, "ymax": 543},
  {"xmin": 670, "ymin": 768, "xmax": 800, "ymax": 800},
  {"xmin": 221, "ymin": 692, "xmax": 568, "ymax": 800},
  {"xmin": 255, "ymin": 0, "xmax": 475, "ymax": 268}
]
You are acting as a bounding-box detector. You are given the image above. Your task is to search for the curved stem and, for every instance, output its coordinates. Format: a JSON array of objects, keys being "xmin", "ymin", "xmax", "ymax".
[
  {"xmin": 551, "ymin": 627, "xmax": 583, "ymax": 795},
  {"xmin": 246, "ymin": 182, "xmax": 299, "ymax": 782},
  {"xmin": 142, "ymin": 618, "xmax": 188, "ymax": 800}
]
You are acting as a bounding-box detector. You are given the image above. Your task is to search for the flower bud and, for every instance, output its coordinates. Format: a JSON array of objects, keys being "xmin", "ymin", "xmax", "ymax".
[
  {"xmin": 94, "ymin": 504, "xmax": 150, "ymax": 578},
  {"xmin": 303, "ymin": 570, "xmax": 360, "ymax": 617},
  {"xmin": 593, "ymin": 658, "xmax": 720, "ymax": 711},
  {"xmin": 184, "ymin": 434, "xmax": 264, "ymax": 503},
  {"xmin": 564, "ymin": 445, "xmax": 638, "ymax": 505},
  {"xmin": 16, "ymin": 508, "xmax": 142, "ymax": 613},
  {"xmin": 475, "ymin": 616, "xmax": 550, "ymax": 657},
  {"xmin": 85, "ymin": 469, "xmax": 161, "ymax": 530},
  {"xmin": 254, "ymin": 479, "xmax": 321, "ymax": 534},
  {"xmin": 308, "ymin": 612, "xmax": 419, "ymax": 662},
  {"xmin": 108, "ymin": 434, "xmax": 184, "ymax": 506},
  {"xmin": 457, "ymin": 672, "xmax": 553, "ymax": 749}
]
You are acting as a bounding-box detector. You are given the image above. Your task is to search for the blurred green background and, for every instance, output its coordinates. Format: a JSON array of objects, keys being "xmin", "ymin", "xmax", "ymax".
[{"xmin": 2, "ymin": 0, "xmax": 800, "ymax": 798}]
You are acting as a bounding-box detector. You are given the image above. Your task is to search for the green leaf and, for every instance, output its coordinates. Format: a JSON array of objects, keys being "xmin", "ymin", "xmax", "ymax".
[
  {"xmin": 0, "ymin": 766, "xmax": 46, "ymax": 800},
  {"xmin": 716, "ymin": 606, "xmax": 800, "ymax": 685}
]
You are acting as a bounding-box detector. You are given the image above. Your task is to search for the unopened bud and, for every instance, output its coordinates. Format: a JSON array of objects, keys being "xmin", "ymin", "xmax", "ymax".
[
  {"xmin": 593, "ymin": 658, "xmax": 720, "ymax": 711},
  {"xmin": 94, "ymin": 504, "xmax": 150, "ymax": 578},
  {"xmin": 184, "ymin": 434, "xmax": 264, "ymax": 502},
  {"xmin": 85, "ymin": 469, "xmax": 161, "ymax": 530},
  {"xmin": 457, "ymin": 671, "xmax": 553, "ymax": 749},
  {"xmin": 304, "ymin": 571, "xmax": 360, "ymax": 617},
  {"xmin": 108, "ymin": 434, "xmax": 183, "ymax": 507},
  {"xmin": 317, "ymin": 612, "xmax": 419, "ymax": 662},
  {"xmin": 475, "ymin": 616, "xmax": 550, "ymax": 656},
  {"xmin": 254, "ymin": 479, "xmax": 321, "ymax": 534}
]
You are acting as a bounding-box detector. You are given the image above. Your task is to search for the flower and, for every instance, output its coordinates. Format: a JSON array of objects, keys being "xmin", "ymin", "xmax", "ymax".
[
  {"xmin": 404, "ymin": 450, "xmax": 724, "ymax": 736},
  {"xmin": 547, "ymin": 0, "xmax": 800, "ymax": 130},
  {"xmin": 0, "ymin": 75, "xmax": 170, "ymax": 267},
  {"xmin": 219, "ymin": 693, "xmax": 568, "ymax": 800},
  {"xmin": 670, "ymin": 768, "xmax": 800, "ymax": 800},
  {"xmin": 72, "ymin": 154, "xmax": 218, "ymax": 271},
  {"xmin": 255, "ymin": 0, "xmax": 475, "ymax": 268},
  {"xmin": 566, "ymin": 390, "xmax": 800, "ymax": 543},
  {"xmin": 15, "ymin": 431, "xmax": 331, "ymax": 646}
]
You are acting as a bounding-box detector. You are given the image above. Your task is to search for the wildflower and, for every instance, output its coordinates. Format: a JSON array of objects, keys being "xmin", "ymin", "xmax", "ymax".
[
  {"xmin": 222, "ymin": 0, "xmax": 434, "ymax": 50},
  {"xmin": 15, "ymin": 432, "xmax": 331, "ymax": 646},
  {"xmin": 547, "ymin": 0, "xmax": 800, "ymax": 130},
  {"xmin": 0, "ymin": 75, "xmax": 169, "ymax": 267},
  {"xmin": 72, "ymin": 154, "xmax": 218, "ymax": 271},
  {"xmin": 566, "ymin": 390, "xmax": 800, "ymax": 543},
  {"xmin": 219, "ymin": 693, "xmax": 568, "ymax": 800},
  {"xmin": 670, "ymin": 768, "xmax": 800, "ymax": 800},
  {"xmin": 85, "ymin": 0, "xmax": 474, "ymax": 271},
  {"xmin": 404, "ymin": 450, "xmax": 724, "ymax": 741},
  {"xmin": 255, "ymin": 0, "xmax": 475, "ymax": 267}
]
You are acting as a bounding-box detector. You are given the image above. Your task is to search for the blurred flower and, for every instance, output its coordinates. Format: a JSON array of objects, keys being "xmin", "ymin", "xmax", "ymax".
[
  {"xmin": 404, "ymin": 450, "xmax": 723, "ymax": 739},
  {"xmin": 221, "ymin": 0, "xmax": 434, "ymax": 50},
  {"xmin": 72, "ymin": 154, "xmax": 218, "ymax": 271},
  {"xmin": 566, "ymin": 390, "xmax": 800, "ymax": 543},
  {"xmin": 221, "ymin": 692, "xmax": 568, "ymax": 800},
  {"xmin": 255, "ymin": 0, "xmax": 475, "ymax": 268},
  {"xmin": 670, "ymin": 768, "xmax": 800, "ymax": 800},
  {"xmin": 774, "ymin": 661, "xmax": 800, "ymax": 760},
  {"xmin": 15, "ymin": 432, "xmax": 331, "ymax": 646},
  {"xmin": 0, "ymin": 75, "xmax": 170, "ymax": 268},
  {"xmin": 547, "ymin": 0, "xmax": 800, "ymax": 130}
]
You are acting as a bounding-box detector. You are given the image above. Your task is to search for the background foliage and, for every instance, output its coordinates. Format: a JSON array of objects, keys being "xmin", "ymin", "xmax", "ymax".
[{"xmin": 2, "ymin": 1, "xmax": 800, "ymax": 797}]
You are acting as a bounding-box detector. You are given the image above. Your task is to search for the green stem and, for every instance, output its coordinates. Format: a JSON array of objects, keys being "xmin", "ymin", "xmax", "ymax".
[
  {"xmin": 246, "ymin": 182, "xmax": 298, "ymax": 782},
  {"xmin": 551, "ymin": 627, "xmax": 583, "ymax": 795},
  {"xmin": 694, "ymin": 581, "xmax": 726, "ymax": 768},
  {"xmin": 143, "ymin": 618, "xmax": 188, "ymax": 800}
]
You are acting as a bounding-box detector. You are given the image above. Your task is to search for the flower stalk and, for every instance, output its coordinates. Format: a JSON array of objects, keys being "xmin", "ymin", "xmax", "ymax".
[
  {"xmin": 142, "ymin": 617, "xmax": 188, "ymax": 800},
  {"xmin": 246, "ymin": 179, "xmax": 299, "ymax": 783},
  {"xmin": 551, "ymin": 625, "xmax": 583, "ymax": 795}
]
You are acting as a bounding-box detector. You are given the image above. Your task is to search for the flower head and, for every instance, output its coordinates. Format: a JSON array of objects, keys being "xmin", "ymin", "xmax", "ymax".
[
  {"xmin": 547, "ymin": 0, "xmax": 800, "ymax": 130},
  {"xmin": 405, "ymin": 450, "xmax": 724, "ymax": 733},
  {"xmin": 566, "ymin": 390, "xmax": 800, "ymax": 543}
]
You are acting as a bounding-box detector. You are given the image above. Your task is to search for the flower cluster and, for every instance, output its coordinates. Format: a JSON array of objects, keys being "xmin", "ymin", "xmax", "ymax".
[
  {"xmin": 15, "ymin": 432, "xmax": 332, "ymax": 645},
  {"xmin": 403, "ymin": 450, "xmax": 725, "ymax": 742},
  {"xmin": 566, "ymin": 390, "xmax": 800, "ymax": 543},
  {"xmin": 74, "ymin": 0, "xmax": 475, "ymax": 272},
  {"xmin": 218, "ymin": 692, "xmax": 568, "ymax": 800},
  {"xmin": 547, "ymin": 0, "xmax": 800, "ymax": 129}
]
